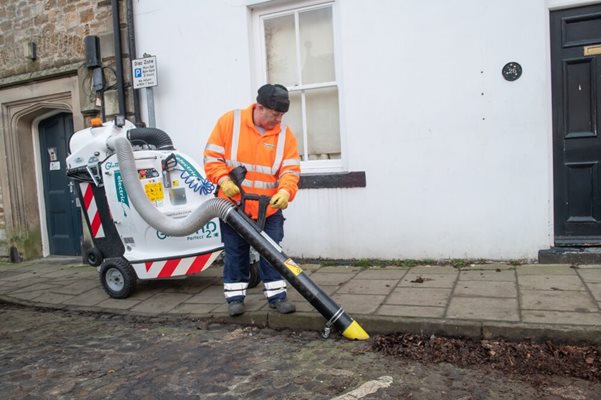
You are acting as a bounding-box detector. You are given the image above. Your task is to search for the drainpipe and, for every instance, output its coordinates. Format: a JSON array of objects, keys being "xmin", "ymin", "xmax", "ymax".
[
  {"xmin": 126, "ymin": 0, "xmax": 141, "ymax": 123},
  {"xmin": 111, "ymin": 0, "xmax": 126, "ymax": 116}
]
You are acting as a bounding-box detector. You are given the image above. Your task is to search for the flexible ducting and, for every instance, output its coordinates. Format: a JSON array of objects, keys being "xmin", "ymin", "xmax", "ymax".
[
  {"xmin": 107, "ymin": 135, "xmax": 232, "ymax": 236},
  {"xmin": 127, "ymin": 128, "xmax": 175, "ymax": 150}
]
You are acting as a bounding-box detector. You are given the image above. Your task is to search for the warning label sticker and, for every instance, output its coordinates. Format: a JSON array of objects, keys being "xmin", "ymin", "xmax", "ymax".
[
  {"xmin": 144, "ymin": 182, "xmax": 164, "ymax": 201},
  {"xmin": 284, "ymin": 258, "xmax": 303, "ymax": 276}
]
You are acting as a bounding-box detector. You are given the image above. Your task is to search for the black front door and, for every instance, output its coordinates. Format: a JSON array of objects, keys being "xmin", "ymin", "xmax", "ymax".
[
  {"xmin": 39, "ymin": 113, "xmax": 82, "ymax": 255},
  {"xmin": 551, "ymin": 4, "xmax": 601, "ymax": 245}
]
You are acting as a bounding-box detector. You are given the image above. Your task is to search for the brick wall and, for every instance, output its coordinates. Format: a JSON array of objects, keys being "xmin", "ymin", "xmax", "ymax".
[{"xmin": 0, "ymin": 0, "xmax": 116, "ymax": 79}]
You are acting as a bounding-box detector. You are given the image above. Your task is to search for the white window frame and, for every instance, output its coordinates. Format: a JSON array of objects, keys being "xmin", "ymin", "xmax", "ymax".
[{"xmin": 251, "ymin": 0, "xmax": 346, "ymax": 173}]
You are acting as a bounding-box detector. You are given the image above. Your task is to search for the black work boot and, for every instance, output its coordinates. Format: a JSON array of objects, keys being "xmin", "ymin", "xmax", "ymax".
[
  {"xmin": 228, "ymin": 301, "xmax": 245, "ymax": 316},
  {"xmin": 269, "ymin": 299, "xmax": 296, "ymax": 314}
]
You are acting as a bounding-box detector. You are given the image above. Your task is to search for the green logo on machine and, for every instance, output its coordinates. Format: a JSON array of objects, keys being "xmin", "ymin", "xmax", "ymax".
[
  {"xmin": 114, "ymin": 172, "xmax": 129, "ymax": 207},
  {"xmin": 175, "ymin": 155, "xmax": 202, "ymax": 178}
]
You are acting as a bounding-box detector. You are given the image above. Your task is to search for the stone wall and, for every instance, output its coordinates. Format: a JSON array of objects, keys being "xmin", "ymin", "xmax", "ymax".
[
  {"xmin": 0, "ymin": 0, "xmax": 115, "ymax": 80},
  {"xmin": 0, "ymin": 0, "xmax": 134, "ymax": 258},
  {"xmin": 0, "ymin": 183, "xmax": 5, "ymax": 257}
]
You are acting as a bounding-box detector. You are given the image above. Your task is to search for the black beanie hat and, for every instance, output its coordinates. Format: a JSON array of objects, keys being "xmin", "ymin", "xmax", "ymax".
[{"xmin": 256, "ymin": 84, "xmax": 290, "ymax": 113}]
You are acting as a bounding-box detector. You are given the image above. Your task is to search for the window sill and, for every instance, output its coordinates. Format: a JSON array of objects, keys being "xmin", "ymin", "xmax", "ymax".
[{"xmin": 299, "ymin": 171, "xmax": 366, "ymax": 189}]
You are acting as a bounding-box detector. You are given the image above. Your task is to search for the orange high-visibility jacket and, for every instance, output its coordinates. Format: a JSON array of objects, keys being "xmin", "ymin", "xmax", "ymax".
[{"xmin": 203, "ymin": 103, "xmax": 301, "ymax": 219}]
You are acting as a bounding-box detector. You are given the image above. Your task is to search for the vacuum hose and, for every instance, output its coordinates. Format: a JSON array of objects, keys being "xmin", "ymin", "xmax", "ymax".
[
  {"xmin": 127, "ymin": 127, "xmax": 175, "ymax": 150},
  {"xmin": 106, "ymin": 134, "xmax": 369, "ymax": 340},
  {"xmin": 107, "ymin": 135, "xmax": 233, "ymax": 236}
]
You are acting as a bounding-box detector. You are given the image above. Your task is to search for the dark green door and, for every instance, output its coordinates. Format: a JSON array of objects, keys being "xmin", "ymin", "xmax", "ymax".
[{"xmin": 39, "ymin": 113, "xmax": 82, "ymax": 255}]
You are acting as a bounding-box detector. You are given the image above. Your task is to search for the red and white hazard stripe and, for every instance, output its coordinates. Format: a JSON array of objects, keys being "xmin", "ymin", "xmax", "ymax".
[
  {"xmin": 132, "ymin": 251, "xmax": 222, "ymax": 279},
  {"xmin": 80, "ymin": 182, "xmax": 105, "ymax": 238}
]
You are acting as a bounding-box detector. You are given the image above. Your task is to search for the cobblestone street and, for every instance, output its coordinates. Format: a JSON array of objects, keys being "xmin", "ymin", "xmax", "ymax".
[{"xmin": 1, "ymin": 303, "xmax": 600, "ymax": 399}]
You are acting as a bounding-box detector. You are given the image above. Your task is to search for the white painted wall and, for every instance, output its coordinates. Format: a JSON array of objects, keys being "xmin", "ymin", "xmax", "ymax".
[{"xmin": 132, "ymin": 0, "xmax": 593, "ymax": 260}]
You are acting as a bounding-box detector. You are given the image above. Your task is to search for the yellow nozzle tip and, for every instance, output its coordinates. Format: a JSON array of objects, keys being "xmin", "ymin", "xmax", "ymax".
[{"xmin": 342, "ymin": 320, "xmax": 369, "ymax": 340}]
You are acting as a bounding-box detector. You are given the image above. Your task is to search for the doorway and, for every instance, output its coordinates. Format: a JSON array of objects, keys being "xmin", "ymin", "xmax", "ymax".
[
  {"xmin": 551, "ymin": 4, "xmax": 601, "ymax": 245},
  {"xmin": 38, "ymin": 112, "xmax": 82, "ymax": 255}
]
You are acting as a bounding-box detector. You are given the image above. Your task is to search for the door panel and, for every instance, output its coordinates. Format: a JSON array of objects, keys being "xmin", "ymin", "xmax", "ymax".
[
  {"xmin": 551, "ymin": 5, "xmax": 601, "ymax": 244},
  {"xmin": 39, "ymin": 113, "xmax": 82, "ymax": 255}
]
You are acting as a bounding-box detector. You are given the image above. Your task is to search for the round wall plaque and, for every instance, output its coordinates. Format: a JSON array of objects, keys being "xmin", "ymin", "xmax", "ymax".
[{"xmin": 502, "ymin": 62, "xmax": 522, "ymax": 81}]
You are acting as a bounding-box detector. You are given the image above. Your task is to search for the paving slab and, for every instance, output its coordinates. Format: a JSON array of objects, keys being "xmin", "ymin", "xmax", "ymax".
[
  {"xmin": 9, "ymin": 290, "xmax": 45, "ymax": 301},
  {"xmin": 386, "ymin": 287, "xmax": 452, "ymax": 307},
  {"xmin": 454, "ymin": 281, "xmax": 517, "ymax": 298},
  {"xmin": 376, "ymin": 305, "xmax": 445, "ymax": 318},
  {"xmin": 578, "ymin": 268, "xmax": 601, "ymax": 282},
  {"xmin": 72, "ymin": 269, "xmax": 98, "ymax": 278},
  {"xmin": 460, "ymin": 264, "xmax": 514, "ymax": 271},
  {"xmin": 38, "ymin": 268, "xmax": 83, "ymax": 279},
  {"xmin": 97, "ymin": 298, "xmax": 141, "ymax": 310},
  {"xmin": 317, "ymin": 266, "xmax": 363, "ymax": 273},
  {"xmin": 31, "ymin": 292, "xmax": 75, "ymax": 305},
  {"xmin": 447, "ymin": 297, "xmax": 519, "ymax": 321},
  {"xmin": 0, "ymin": 281, "xmax": 24, "ymax": 293},
  {"xmin": 185, "ymin": 285, "xmax": 226, "ymax": 303},
  {"xmin": 307, "ymin": 272, "xmax": 357, "ymax": 286},
  {"xmin": 154, "ymin": 281, "xmax": 213, "ymax": 295},
  {"xmin": 409, "ymin": 266, "xmax": 458, "ymax": 274},
  {"xmin": 128, "ymin": 285, "xmax": 166, "ymax": 300},
  {"xmin": 518, "ymin": 275, "xmax": 585, "ymax": 291},
  {"xmin": 7, "ymin": 283, "xmax": 62, "ymax": 294},
  {"xmin": 520, "ymin": 290, "xmax": 599, "ymax": 312},
  {"xmin": 459, "ymin": 270, "xmax": 516, "ymax": 282},
  {"xmin": 51, "ymin": 280, "xmax": 99, "ymax": 295},
  {"xmin": 516, "ymin": 264, "xmax": 575, "ymax": 275},
  {"xmin": 61, "ymin": 288, "xmax": 110, "ymax": 307},
  {"xmin": 168, "ymin": 303, "xmax": 220, "ymax": 314},
  {"xmin": 130, "ymin": 293, "xmax": 193, "ymax": 313},
  {"xmin": 0, "ymin": 271, "xmax": 39, "ymax": 282},
  {"xmin": 354, "ymin": 268, "xmax": 408, "ymax": 280},
  {"xmin": 521, "ymin": 310, "xmax": 601, "ymax": 326},
  {"xmin": 337, "ymin": 279, "xmax": 397, "ymax": 295},
  {"xmin": 0, "ymin": 270, "xmax": 32, "ymax": 279},
  {"xmin": 398, "ymin": 273, "xmax": 457, "ymax": 288},
  {"xmin": 331, "ymin": 293, "xmax": 385, "ymax": 314},
  {"xmin": 589, "ymin": 282, "xmax": 601, "ymax": 301}
]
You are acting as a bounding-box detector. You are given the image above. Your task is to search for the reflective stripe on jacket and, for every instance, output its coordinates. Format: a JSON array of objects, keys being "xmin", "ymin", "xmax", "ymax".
[{"xmin": 203, "ymin": 103, "xmax": 301, "ymax": 219}]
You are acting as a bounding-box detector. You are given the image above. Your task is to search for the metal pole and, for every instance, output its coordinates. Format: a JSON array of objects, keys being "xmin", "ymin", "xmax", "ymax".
[
  {"xmin": 125, "ymin": 0, "xmax": 141, "ymax": 124},
  {"xmin": 111, "ymin": 0, "xmax": 126, "ymax": 116},
  {"xmin": 146, "ymin": 87, "xmax": 156, "ymax": 128}
]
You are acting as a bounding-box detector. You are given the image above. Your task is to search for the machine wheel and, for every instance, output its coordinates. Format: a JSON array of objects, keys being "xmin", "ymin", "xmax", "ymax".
[
  {"xmin": 248, "ymin": 261, "xmax": 261, "ymax": 289},
  {"xmin": 86, "ymin": 247, "xmax": 104, "ymax": 267},
  {"xmin": 99, "ymin": 258, "xmax": 137, "ymax": 299}
]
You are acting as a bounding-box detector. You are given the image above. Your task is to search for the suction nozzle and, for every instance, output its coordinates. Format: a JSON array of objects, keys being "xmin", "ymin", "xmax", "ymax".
[{"xmin": 342, "ymin": 320, "xmax": 370, "ymax": 340}]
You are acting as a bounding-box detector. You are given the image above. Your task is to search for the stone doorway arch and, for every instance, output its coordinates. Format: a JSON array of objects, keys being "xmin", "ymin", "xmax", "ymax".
[{"xmin": 0, "ymin": 75, "xmax": 85, "ymax": 258}]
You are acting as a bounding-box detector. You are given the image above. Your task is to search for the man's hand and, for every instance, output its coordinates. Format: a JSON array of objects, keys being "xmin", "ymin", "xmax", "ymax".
[
  {"xmin": 220, "ymin": 177, "xmax": 240, "ymax": 197},
  {"xmin": 270, "ymin": 189, "xmax": 290, "ymax": 209}
]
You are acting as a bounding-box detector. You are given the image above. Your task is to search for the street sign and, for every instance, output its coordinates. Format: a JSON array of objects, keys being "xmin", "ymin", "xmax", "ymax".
[{"xmin": 132, "ymin": 56, "xmax": 158, "ymax": 89}]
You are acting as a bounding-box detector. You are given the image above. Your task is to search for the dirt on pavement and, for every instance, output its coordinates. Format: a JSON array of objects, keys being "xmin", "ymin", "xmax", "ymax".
[{"xmin": 372, "ymin": 333, "xmax": 601, "ymax": 386}]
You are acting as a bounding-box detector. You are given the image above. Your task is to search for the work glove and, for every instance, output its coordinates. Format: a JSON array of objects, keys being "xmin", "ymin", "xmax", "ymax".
[
  {"xmin": 270, "ymin": 189, "xmax": 290, "ymax": 209},
  {"xmin": 220, "ymin": 177, "xmax": 240, "ymax": 198}
]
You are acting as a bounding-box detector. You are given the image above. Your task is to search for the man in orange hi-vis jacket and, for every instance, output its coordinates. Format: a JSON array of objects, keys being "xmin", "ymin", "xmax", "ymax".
[{"xmin": 204, "ymin": 84, "xmax": 301, "ymax": 317}]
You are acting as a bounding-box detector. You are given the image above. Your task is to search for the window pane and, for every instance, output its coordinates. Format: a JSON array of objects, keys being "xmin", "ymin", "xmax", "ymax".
[
  {"xmin": 299, "ymin": 6, "xmax": 335, "ymax": 85},
  {"xmin": 264, "ymin": 15, "xmax": 297, "ymax": 86},
  {"xmin": 306, "ymin": 87, "xmax": 340, "ymax": 160},
  {"xmin": 283, "ymin": 91, "xmax": 305, "ymax": 160}
]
